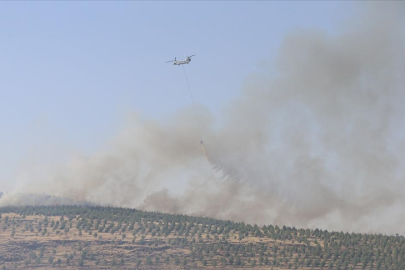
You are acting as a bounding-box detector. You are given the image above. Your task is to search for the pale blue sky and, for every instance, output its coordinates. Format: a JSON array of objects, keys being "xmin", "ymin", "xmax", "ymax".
[{"xmin": 0, "ymin": 1, "xmax": 351, "ymax": 190}]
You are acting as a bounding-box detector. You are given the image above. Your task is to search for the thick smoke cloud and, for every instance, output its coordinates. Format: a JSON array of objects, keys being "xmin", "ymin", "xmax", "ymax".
[
  {"xmin": 2, "ymin": 3, "xmax": 405, "ymax": 235},
  {"xmin": 0, "ymin": 193, "xmax": 93, "ymax": 206}
]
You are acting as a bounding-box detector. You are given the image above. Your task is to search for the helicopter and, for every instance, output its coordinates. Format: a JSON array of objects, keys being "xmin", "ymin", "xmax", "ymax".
[{"xmin": 165, "ymin": 54, "xmax": 195, "ymax": 65}]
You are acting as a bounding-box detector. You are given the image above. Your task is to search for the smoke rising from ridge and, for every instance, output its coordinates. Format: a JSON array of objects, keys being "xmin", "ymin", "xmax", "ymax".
[{"xmin": 2, "ymin": 3, "xmax": 405, "ymax": 234}]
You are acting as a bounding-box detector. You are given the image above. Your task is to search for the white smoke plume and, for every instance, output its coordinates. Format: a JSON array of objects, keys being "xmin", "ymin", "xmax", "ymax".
[
  {"xmin": 0, "ymin": 193, "xmax": 93, "ymax": 206},
  {"xmin": 2, "ymin": 2, "xmax": 405, "ymax": 235}
]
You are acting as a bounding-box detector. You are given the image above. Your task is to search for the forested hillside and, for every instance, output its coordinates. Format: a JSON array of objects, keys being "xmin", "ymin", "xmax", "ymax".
[{"xmin": 0, "ymin": 205, "xmax": 403, "ymax": 269}]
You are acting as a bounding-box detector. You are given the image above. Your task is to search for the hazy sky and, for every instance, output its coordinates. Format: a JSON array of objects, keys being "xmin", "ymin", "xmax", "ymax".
[{"xmin": 1, "ymin": 2, "xmax": 349, "ymax": 191}]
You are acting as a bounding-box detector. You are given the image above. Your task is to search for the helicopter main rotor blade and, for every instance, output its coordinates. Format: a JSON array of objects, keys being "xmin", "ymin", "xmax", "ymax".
[
  {"xmin": 165, "ymin": 60, "xmax": 175, "ymax": 63},
  {"xmin": 188, "ymin": 54, "xmax": 196, "ymax": 57}
]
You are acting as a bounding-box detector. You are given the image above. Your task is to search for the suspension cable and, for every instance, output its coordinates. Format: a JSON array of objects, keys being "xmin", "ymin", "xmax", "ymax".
[
  {"xmin": 182, "ymin": 65, "xmax": 211, "ymax": 161},
  {"xmin": 182, "ymin": 65, "xmax": 198, "ymax": 121}
]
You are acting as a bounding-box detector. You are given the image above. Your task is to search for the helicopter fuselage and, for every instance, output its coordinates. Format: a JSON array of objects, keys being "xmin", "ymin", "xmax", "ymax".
[
  {"xmin": 173, "ymin": 58, "xmax": 191, "ymax": 65},
  {"xmin": 166, "ymin": 55, "xmax": 194, "ymax": 65}
]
